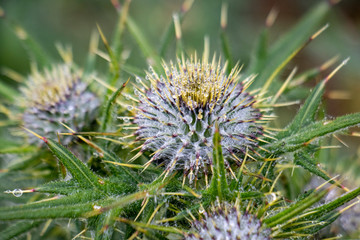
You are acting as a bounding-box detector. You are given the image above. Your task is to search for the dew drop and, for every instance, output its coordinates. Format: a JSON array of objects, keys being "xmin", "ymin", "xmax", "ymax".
[
  {"xmin": 13, "ymin": 189, "xmax": 23, "ymax": 197},
  {"xmin": 127, "ymin": 106, "xmax": 133, "ymax": 111},
  {"xmin": 93, "ymin": 205, "xmax": 101, "ymax": 210},
  {"xmin": 199, "ymin": 206, "xmax": 205, "ymax": 214}
]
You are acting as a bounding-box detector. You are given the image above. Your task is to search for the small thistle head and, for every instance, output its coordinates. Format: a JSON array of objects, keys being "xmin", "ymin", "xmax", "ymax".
[
  {"xmin": 20, "ymin": 64, "xmax": 99, "ymax": 144},
  {"xmin": 185, "ymin": 203, "xmax": 271, "ymax": 240},
  {"xmin": 133, "ymin": 55, "xmax": 263, "ymax": 182}
]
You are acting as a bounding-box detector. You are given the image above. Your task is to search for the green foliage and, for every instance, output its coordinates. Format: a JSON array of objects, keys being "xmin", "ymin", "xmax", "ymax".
[{"xmin": 0, "ymin": 1, "xmax": 359, "ymax": 239}]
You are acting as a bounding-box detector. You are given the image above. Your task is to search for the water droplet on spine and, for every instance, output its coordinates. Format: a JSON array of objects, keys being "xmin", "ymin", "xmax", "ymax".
[{"xmin": 13, "ymin": 189, "xmax": 23, "ymax": 197}]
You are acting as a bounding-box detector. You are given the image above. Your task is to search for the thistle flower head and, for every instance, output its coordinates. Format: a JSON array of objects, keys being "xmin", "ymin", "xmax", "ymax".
[
  {"xmin": 20, "ymin": 64, "xmax": 99, "ymax": 144},
  {"xmin": 186, "ymin": 203, "xmax": 271, "ymax": 240},
  {"xmin": 133, "ymin": 55, "xmax": 263, "ymax": 181}
]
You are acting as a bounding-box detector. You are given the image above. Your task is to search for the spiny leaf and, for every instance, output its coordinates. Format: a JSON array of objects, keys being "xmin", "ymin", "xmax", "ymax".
[
  {"xmin": 306, "ymin": 185, "xmax": 360, "ymax": 221},
  {"xmin": 0, "ymin": 202, "xmax": 99, "ymax": 220},
  {"xmin": 294, "ymin": 152, "xmax": 335, "ymax": 185},
  {"xmin": 264, "ymin": 188, "xmax": 328, "ymax": 227},
  {"xmin": 207, "ymin": 123, "xmax": 230, "ymax": 200},
  {"xmin": 95, "ymin": 144, "xmax": 142, "ymax": 184},
  {"xmin": 45, "ymin": 138, "xmax": 105, "ymax": 191},
  {"xmin": 300, "ymin": 211, "xmax": 339, "ymax": 235},
  {"xmin": 0, "ymin": 220, "xmax": 43, "ymax": 240},
  {"xmin": 279, "ymin": 81, "xmax": 325, "ymax": 139},
  {"xmin": 93, "ymin": 207, "xmax": 123, "ymax": 240},
  {"xmin": 268, "ymin": 112, "xmax": 360, "ymax": 154},
  {"xmin": 117, "ymin": 217, "xmax": 184, "ymax": 235},
  {"xmin": 35, "ymin": 180, "xmax": 78, "ymax": 195},
  {"xmin": 278, "ymin": 58, "xmax": 349, "ymax": 139},
  {"xmin": 0, "ymin": 190, "xmax": 102, "ymax": 214}
]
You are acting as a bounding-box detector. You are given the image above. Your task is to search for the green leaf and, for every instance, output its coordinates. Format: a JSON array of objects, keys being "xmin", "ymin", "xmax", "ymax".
[
  {"xmin": 268, "ymin": 112, "xmax": 360, "ymax": 154},
  {"xmin": 294, "ymin": 152, "xmax": 335, "ymax": 184},
  {"xmin": 207, "ymin": 123, "xmax": 230, "ymax": 200},
  {"xmin": 0, "ymin": 202, "xmax": 97, "ymax": 220},
  {"xmin": 0, "ymin": 191, "xmax": 103, "ymax": 220},
  {"xmin": 35, "ymin": 180, "xmax": 78, "ymax": 195},
  {"xmin": 264, "ymin": 188, "xmax": 328, "ymax": 227},
  {"xmin": 0, "ymin": 220, "xmax": 43, "ymax": 240},
  {"xmin": 92, "ymin": 207, "xmax": 123, "ymax": 240},
  {"xmin": 45, "ymin": 139, "xmax": 105, "ymax": 191},
  {"xmin": 100, "ymin": 79, "xmax": 129, "ymax": 132},
  {"xmin": 307, "ymin": 185, "xmax": 360, "ymax": 220},
  {"xmin": 301, "ymin": 211, "xmax": 339, "ymax": 235},
  {"xmin": 248, "ymin": 2, "xmax": 330, "ymax": 91},
  {"xmin": 0, "ymin": 190, "xmax": 101, "ymax": 212},
  {"xmin": 97, "ymin": 145, "xmax": 142, "ymax": 184},
  {"xmin": 278, "ymin": 80, "xmax": 325, "ymax": 139}
]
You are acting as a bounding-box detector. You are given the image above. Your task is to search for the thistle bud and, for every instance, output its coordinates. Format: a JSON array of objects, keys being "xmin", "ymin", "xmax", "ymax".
[
  {"xmin": 20, "ymin": 64, "xmax": 99, "ymax": 144},
  {"xmin": 133, "ymin": 56, "xmax": 263, "ymax": 181}
]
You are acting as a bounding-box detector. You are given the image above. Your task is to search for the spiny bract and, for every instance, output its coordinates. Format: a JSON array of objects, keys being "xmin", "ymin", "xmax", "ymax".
[
  {"xmin": 185, "ymin": 204, "xmax": 271, "ymax": 240},
  {"xmin": 133, "ymin": 55, "xmax": 263, "ymax": 182},
  {"xmin": 20, "ymin": 64, "xmax": 99, "ymax": 144}
]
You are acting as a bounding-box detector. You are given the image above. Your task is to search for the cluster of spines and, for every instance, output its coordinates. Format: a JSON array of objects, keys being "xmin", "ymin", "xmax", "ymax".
[{"xmin": 185, "ymin": 204, "xmax": 271, "ymax": 240}]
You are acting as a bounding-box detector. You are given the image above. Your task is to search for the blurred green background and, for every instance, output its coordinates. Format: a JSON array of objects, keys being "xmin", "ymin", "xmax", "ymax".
[{"xmin": 0, "ymin": 0, "xmax": 359, "ymax": 144}]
